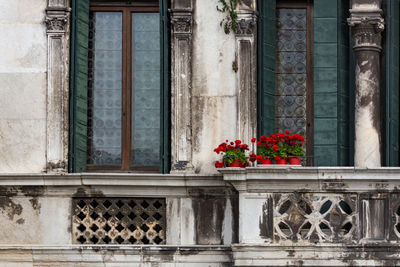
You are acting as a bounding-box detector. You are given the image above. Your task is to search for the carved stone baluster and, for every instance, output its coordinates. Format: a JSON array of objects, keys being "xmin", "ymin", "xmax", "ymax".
[
  {"xmin": 170, "ymin": 6, "xmax": 194, "ymax": 172},
  {"xmin": 348, "ymin": 0, "xmax": 384, "ymax": 167},
  {"xmin": 45, "ymin": 0, "xmax": 71, "ymax": 172},
  {"xmin": 234, "ymin": 9, "xmax": 257, "ymax": 146}
]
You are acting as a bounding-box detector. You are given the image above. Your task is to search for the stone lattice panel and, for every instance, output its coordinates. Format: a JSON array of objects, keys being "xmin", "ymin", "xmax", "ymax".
[
  {"xmin": 273, "ymin": 193, "xmax": 357, "ymax": 242},
  {"xmin": 72, "ymin": 198, "xmax": 166, "ymax": 245},
  {"xmin": 390, "ymin": 194, "xmax": 400, "ymax": 240}
]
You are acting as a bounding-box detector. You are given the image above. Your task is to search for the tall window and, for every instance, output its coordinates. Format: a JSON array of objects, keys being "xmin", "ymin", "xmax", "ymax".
[
  {"xmin": 275, "ymin": 1, "xmax": 313, "ymax": 160},
  {"xmin": 86, "ymin": 1, "xmax": 161, "ymax": 171}
]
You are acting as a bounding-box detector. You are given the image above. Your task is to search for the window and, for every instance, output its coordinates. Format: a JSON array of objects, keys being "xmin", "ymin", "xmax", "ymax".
[
  {"xmin": 275, "ymin": 1, "xmax": 313, "ymax": 159},
  {"xmin": 69, "ymin": 0, "xmax": 169, "ymax": 173},
  {"xmin": 258, "ymin": 0, "xmax": 313, "ymax": 165},
  {"xmin": 87, "ymin": 1, "xmax": 161, "ymax": 171}
]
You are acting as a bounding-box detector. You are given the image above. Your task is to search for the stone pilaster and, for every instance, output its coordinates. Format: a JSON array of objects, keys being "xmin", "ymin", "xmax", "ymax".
[
  {"xmin": 234, "ymin": 9, "xmax": 257, "ymax": 147},
  {"xmin": 45, "ymin": 0, "xmax": 71, "ymax": 172},
  {"xmin": 170, "ymin": 4, "xmax": 194, "ymax": 172},
  {"xmin": 348, "ymin": 0, "xmax": 384, "ymax": 167}
]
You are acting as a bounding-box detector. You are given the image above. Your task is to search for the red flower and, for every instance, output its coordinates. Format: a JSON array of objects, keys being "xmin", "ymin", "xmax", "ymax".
[
  {"xmin": 275, "ymin": 156, "xmax": 282, "ymax": 161},
  {"xmin": 249, "ymin": 153, "xmax": 256, "ymax": 162},
  {"xmin": 235, "ymin": 140, "xmax": 242, "ymax": 145},
  {"xmin": 285, "ymin": 130, "xmax": 290, "ymax": 134},
  {"xmin": 272, "ymin": 145, "xmax": 279, "ymax": 151},
  {"xmin": 260, "ymin": 135, "xmax": 267, "ymax": 141},
  {"xmin": 257, "ymin": 141, "xmax": 261, "ymax": 147},
  {"xmin": 215, "ymin": 161, "xmax": 224, "ymax": 168},
  {"xmin": 251, "ymin": 137, "xmax": 257, "ymax": 143},
  {"xmin": 256, "ymin": 155, "xmax": 263, "ymax": 162}
]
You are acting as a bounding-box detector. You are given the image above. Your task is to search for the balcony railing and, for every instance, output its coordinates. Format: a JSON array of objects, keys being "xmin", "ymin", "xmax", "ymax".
[{"xmin": 220, "ymin": 166, "xmax": 400, "ymax": 266}]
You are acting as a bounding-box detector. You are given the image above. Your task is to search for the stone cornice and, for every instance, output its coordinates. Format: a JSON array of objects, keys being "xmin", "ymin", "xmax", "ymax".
[{"xmin": 0, "ymin": 173, "xmax": 228, "ymax": 197}]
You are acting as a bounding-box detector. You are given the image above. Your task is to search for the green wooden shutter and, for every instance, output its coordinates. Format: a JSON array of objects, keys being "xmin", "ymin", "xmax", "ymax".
[
  {"xmin": 385, "ymin": 0, "xmax": 399, "ymax": 166},
  {"xmin": 258, "ymin": 0, "xmax": 276, "ymax": 136},
  {"xmin": 160, "ymin": 0, "xmax": 170, "ymax": 173},
  {"xmin": 69, "ymin": 0, "xmax": 90, "ymax": 172}
]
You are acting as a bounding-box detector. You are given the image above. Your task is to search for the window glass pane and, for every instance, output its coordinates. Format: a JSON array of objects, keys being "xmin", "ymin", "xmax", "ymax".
[
  {"xmin": 87, "ymin": 12, "xmax": 122, "ymax": 165},
  {"xmin": 275, "ymin": 8, "xmax": 307, "ymax": 137},
  {"xmin": 131, "ymin": 13, "xmax": 161, "ymax": 167}
]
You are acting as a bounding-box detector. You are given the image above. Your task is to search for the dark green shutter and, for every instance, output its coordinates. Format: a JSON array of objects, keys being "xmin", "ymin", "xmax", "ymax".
[
  {"xmin": 160, "ymin": 0, "xmax": 170, "ymax": 173},
  {"xmin": 385, "ymin": 0, "xmax": 399, "ymax": 166},
  {"xmin": 258, "ymin": 0, "xmax": 276, "ymax": 136},
  {"xmin": 69, "ymin": 0, "xmax": 90, "ymax": 172}
]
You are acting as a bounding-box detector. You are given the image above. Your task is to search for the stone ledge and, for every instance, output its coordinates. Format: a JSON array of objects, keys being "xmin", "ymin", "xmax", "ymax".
[
  {"xmin": 220, "ymin": 167, "xmax": 400, "ymax": 192},
  {"xmin": 0, "ymin": 173, "xmax": 229, "ymax": 197},
  {"xmin": 231, "ymin": 243, "xmax": 400, "ymax": 266},
  {"xmin": 0, "ymin": 245, "xmax": 232, "ymax": 265}
]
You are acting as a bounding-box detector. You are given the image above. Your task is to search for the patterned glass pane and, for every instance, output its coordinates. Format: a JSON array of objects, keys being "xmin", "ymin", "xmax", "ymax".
[
  {"xmin": 131, "ymin": 13, "xmax": 160, "ymax": 167},
  {"xmin": 275, "ymin": 8, "xmax": 307, "ymax": 137},
  {"xmin": 87, "ymin": 12, "xmax": 122, "ymax": 165}
]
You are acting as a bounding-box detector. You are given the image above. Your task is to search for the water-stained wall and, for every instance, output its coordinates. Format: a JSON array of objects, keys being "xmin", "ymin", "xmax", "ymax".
[{"xmin": 0, "ymin": 0, "xmax": 48, "ymax": 173}]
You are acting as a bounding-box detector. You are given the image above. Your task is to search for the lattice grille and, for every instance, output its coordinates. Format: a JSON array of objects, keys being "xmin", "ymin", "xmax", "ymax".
[
  {"xmin": 395, "ymin": 205, "xmax": 400, "ymax": 238},
  {"xmin": 72, "ymin": 198, "xmax": 166, "ymax": 244},
  {"xmin": 273, "ymin": 194, "xmax": 357, "ymax": 242}
]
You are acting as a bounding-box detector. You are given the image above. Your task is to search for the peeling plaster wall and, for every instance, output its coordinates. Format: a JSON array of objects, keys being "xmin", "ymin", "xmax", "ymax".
[
  {"xmin": 192, "ymin": 0, "xmax": 238, "ymax": 174},
  {"xmin": 0, "ymin": 0, "xmax": 47, "ymax": 173}
]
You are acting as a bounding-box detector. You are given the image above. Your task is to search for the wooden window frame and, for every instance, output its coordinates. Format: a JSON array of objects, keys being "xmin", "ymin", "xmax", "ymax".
[
  {"xmin": 87, "ymin": 1, "xmax": 160, "ymax": 172},
  {"xmin": 276, "ymin": 0, "xmax": 314, "ymax": 164}
]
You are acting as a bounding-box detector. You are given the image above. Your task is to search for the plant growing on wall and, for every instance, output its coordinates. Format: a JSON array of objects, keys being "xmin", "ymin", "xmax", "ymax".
[{"xmin": 216, "ymin": 0, "xmax": 242, "ymax": 34}]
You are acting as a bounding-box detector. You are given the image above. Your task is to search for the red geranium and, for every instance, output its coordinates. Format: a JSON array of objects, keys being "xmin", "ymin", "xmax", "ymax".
[{"xmin": 215, "ymin": 161, "xmax": 224, "ymax": 168}]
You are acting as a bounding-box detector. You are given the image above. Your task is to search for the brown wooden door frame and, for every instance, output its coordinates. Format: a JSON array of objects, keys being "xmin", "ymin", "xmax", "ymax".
[
  {"xmin": 276, "ymin": 0, "xmax": 314, "ymax": 165},
  {"xmin": 87, "ymin": 2, "xmax": 159, "ymax": 172}
]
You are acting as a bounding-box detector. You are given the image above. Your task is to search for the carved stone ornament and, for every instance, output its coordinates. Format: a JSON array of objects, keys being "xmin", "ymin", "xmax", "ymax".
[
  {"xmin": 348, "ymin": 17, "xmax": 384, "ymax": 51},
  {"xmin": 171, "ymin": 16, "xmax": 192, "ymax": 34},
  {"xmin": 45, "ymin": 16, "xmax": 68, "ymax": 32},
  {"xmin": 234, "ymin": 18, "xmax": 256, "ymax": 35}
]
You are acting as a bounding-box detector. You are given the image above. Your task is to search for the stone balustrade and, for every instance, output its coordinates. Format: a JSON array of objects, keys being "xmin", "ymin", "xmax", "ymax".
[{"xmin": 220, "ymin": 166, "xmax": 400, "ymax": 266}]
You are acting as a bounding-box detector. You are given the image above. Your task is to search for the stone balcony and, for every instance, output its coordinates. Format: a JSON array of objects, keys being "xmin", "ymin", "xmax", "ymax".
[
  {"xmin": 220, "ymin": 166, "xmax": 400, "ymax": 266},
  {"xmin": 1, "ymin": 168, "xmax": 400, "ymax": 266}
]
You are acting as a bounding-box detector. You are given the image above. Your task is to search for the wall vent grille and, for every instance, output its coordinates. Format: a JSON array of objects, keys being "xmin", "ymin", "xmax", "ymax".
[{"xmin": 72, "ymin": 198, "xmax": 166, "ymax": 244}]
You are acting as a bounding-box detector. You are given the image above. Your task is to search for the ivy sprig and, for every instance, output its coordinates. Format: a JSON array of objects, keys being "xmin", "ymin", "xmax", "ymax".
[{"xmin": 216, "ymin": 0, "xmax": 242, "ymax": 34}]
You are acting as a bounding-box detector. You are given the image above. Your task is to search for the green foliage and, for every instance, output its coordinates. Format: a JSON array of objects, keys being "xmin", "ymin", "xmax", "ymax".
[
  {"xmin": 223, "ymin": 149, "xmax": 248, "ymax": 164},
  {"xmin": 287, "ymin": 144, "xmax": 305, "ymax": 157},
  {"xmin": 216, "ymin": 0, "xmax": 242, "ymax": 34}
]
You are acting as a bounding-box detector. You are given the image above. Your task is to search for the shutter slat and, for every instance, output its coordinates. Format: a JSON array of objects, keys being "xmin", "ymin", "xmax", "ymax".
[
  {"xmin": 258, "ymin": 0, "xmax": 276, "ymax": 136},
  {"xmin": 386, "ymin": 0, "xmax": 400, "ymax": 166},
  {"xmin": 69, "ymin": 0, "xmax": 90, "ymax": 172},
  {"xmin": 160, "ymin": 0, "xmax": 170, "ymax": 173}
]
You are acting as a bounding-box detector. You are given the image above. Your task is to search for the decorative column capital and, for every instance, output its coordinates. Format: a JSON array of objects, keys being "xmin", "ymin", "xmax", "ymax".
[
  {"xmin": 234, "ymin": 11, "xmax": 257, "ymax": 36},
  {"xmin": 347, "ymin": 9, "xmax": 384, "ymax": 52},
  {"xmin": 45, "ymin": 7, "xmax": 71, "ymax": 34},
  {"xmin": 170, "ymin": 9, "xmax": 193, "ymax": 34},
  {"xmin": 45, "ymin": 16, "xmax": 68, "ymax": 32}
]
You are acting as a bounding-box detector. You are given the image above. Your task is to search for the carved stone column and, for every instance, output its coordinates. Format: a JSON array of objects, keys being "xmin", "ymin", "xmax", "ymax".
[
  {"xmin": 234, "ymin": 8, "xmax": 257, "ymax": 147},
  {"xmin": 45, "ymin": 0, "xmax": 71, "ymax": 172},
  {"xmin": 170, "ymin": 4, "xmax": 194, "ymax": 172},
  {"xmin": 348, "ymin": 0, "xmax": 384, "ymax": 167}
]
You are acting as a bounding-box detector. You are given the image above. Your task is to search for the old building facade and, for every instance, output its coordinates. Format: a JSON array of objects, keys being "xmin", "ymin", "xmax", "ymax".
[{"xmin": 1, "ymin": 0, "xmax": 400, "ymax": 265}]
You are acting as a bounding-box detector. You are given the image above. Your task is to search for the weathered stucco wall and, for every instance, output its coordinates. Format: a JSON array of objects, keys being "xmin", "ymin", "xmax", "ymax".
[
  {"xmin": 0, "ymin": 0, "xmax": 48, "ymax": 173},
  {"xmin": 192, "ymin": 0, "xmax": 238, "ymax": 174}
]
